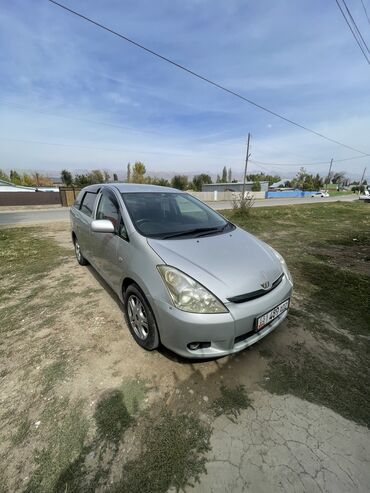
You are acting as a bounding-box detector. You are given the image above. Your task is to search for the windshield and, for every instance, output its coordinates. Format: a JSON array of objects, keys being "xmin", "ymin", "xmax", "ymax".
[{"xmin": 121, "ymin": 192, "xmax": 234, "ymax": 239}]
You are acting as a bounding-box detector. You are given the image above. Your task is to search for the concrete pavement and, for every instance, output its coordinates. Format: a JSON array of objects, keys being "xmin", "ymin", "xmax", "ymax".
[
  {"xmin": 0, "ymin": 194, "xmax": 358, "ymax": 225},
  {"xmin": 191, "ymin": 391, "xmax": 370, "ymax": 493}
]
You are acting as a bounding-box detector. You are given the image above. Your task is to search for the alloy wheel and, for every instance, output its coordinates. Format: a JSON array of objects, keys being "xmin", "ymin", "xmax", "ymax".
[{"xmin": 127, "ymin": 295, "xmax": 149, "ymax": 340}]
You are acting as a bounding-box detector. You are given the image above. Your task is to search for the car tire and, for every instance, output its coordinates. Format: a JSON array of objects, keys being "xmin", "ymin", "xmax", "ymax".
[
  {"xmin": 73, "ymin": 236, "xmax": 89, "ymax": 266},
  {"xmin": 124, "ymin": 285, "xmax": 159, "ymax": 351}
]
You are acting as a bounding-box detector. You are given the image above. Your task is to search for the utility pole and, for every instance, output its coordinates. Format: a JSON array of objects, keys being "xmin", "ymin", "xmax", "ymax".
[
  {"xmin": 242, "ymin": 133, "xmax": 251, "ymax": 199},
  {"xmin": 359, "ymin": 166, "xmax": 367, "ymax": 194},
  {"xmin": 325, "ymin": 158, "xmax": 333, "ymax": 193}
]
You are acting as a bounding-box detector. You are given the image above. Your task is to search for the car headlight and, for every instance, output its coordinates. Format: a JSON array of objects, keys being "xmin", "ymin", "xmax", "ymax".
[
  {"xmin": 271, "ymin": 249, "xmax": 293, "ymax": 284},
  {"xmin": 157, "ymin": 265, "xmax": 228, "ymax": 314}
]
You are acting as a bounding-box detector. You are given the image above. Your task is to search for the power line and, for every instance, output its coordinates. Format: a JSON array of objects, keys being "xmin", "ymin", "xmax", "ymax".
[
  {"xmin": 342, "ymin": 0, "xmax": 370, "ymax": 53},
  {"xmin": 3, "ymin": 99, "xmax": 367, "ymax": 168},
  {"xmin": 360, "ymin": 0, "xmax": 370, "ymax": 25},
  {"xmin": 47, "ymin": 0, "xmax": 370, "ymax": 156},
  {"xmin": 335, "ymin": 0, "xmax": 370, "ymax": 64},
  {"xmin": 250, "ymin": 154, "xmax": 369, "ymax": 166}
]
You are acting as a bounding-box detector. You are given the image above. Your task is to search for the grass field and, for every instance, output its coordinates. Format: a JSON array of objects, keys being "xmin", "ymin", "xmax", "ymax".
[
  {"xmin": 224, "ymin": 202, "xmax": 370, "ymax": 425},
  {"xmin": 0, "ymin": 201, "xmax": 369, "ymax": 492}
]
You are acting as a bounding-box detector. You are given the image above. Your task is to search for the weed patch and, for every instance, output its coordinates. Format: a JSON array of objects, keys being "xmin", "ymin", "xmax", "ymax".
[
  {"xmin": 94, "ymin": 389, "xmax": 134, "ymax": 446},
  {"xmin": 26, "ymin": 400, "xmax": 89, "ymax": 493},
  {"xmin": 212, "ymin": 385, "xmax": 252, "ymax": 421},
  {"xmin": 41, "ymin": 360, "xmax": 68, "ymax": 394},
  {"xmin": 264, "ymin": 342, "xmax": 370, "ymax": 428},
  {"xmin": 11, "ymin": 418, "xmax": 31, "ymax": 446},
  {"xmin": 115, "ymin": 409, "xmax": 211, "ymax": 493}
]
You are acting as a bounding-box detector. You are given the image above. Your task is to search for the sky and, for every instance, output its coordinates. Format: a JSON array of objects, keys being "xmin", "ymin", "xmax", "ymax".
[{"xmin": 0, "ymin": 0, "xmax": 369, "ymax": 180}]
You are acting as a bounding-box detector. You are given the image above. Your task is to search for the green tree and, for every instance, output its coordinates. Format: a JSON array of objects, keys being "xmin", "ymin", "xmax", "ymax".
[
  {"xmin": 192, "ymin": 173, "xmax": 212, "ymax": 191},
  {"xmin": 332, "ymin": 172, "xmax": 346, "ymax": 184},
  {"xmin": 74, "ymin": 174, "xmax": 93, "ymax": 188},
  {"xmin": 0, "ymin": 169, "xmax": 9, "ymax": 181},
  {"xmin": 113, "ymin": 173, "xmax": 118, "ymax": 181},
  {"xmin": 131, "ymin": 161, "xmax": 146, "ymax": 183},
  {"xmin": 22, "ymin": 173, "xmax": 35, "ymax": 187},
  {"xmin": 127, "ymin": 163, "xmax": 131, "ymax": 182},
  {"xmin": 171, "ymin": 175, "xmax": 188, "ymax": 190},
  {"xmin": 221, "ymin": 166, "xmax": 227, "ymax": 183},
  {"xmin": 246, "ymin": 173, "xmax": 281, "ymax": 186},
  {"xmin": 89, "ymin": 170, "xmax": 104, "ymax": 183},
  {"xmin": 61, "ymin": 169, "xmax": 73, "ymax": 186},
  {"xmin": 10, "ymin": 170, "xmax": 22, "ymax": 185},
  {"xmin": 251, "ymin": 181, "xmax": 261, "ymax": 192},
  {"xmin": 151, "ymin": 177, "xmax": 170, "ymax": 187},
  {"xmin": 290, "ymin": 168, "xmax": 324, "ymax": 191},
  {"xmin": 103, "ymin": 170, "xmax": 110, "ymax": 183},
  {"xmin": 227, "ymin": 167, "xmax": 232, "ymax": 182}
]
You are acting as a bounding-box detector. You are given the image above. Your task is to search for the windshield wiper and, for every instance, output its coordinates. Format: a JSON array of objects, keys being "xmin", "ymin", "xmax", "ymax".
[
  {"xmin": 195, "ymin": 222, "xmax": 232, "ymax": 237},
  {"xmin": 161, "ymin": 227, "xmax": 222, "ymax": 240}
]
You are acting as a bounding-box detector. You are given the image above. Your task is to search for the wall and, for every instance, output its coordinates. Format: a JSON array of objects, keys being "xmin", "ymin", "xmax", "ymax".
[
  {"xmin": 266, "ymin": 190, "xmax": 315, "ymax": 199},
  {"xmin": 188, "ymin": 191, "xmax": 265, "ymax": 201},
  {"xmin": 0, "ymin": 192, "xmax": 61, "ymax": 207},
  {"xmin": 202, "ymin": 182, "xmax": 269, "ymax": 193}
]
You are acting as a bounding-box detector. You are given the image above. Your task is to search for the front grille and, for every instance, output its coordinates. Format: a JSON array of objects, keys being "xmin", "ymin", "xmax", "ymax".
[{"xmin": 227, "ymin": 273, "xmax": 284, "ymax": 304}]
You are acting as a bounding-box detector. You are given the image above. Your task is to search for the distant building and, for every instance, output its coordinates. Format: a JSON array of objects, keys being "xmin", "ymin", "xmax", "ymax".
[
  {"xmin": 269, "ymin": 179, "xmax": 291, "ymax": 189},
  {"xmin": 202, "ymin": 181, "xmax": 269, "ymax": 192}
]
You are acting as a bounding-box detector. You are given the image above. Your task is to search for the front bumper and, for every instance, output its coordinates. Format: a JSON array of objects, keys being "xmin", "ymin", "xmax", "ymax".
[{"xmin": 148, "ymin": 275, "xmax": 293, "ymax": 359}]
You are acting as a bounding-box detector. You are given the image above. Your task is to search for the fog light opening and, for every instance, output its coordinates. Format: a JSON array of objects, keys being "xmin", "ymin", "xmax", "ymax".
[{"xmin": 187, "ymin": 342, "xmax": 211, "ymax": 351}]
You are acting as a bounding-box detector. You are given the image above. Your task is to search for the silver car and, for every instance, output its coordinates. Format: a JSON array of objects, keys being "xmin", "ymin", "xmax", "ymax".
[{"xmin": 70, "ymin": 183, "xmax": 293, "ymax": 359}]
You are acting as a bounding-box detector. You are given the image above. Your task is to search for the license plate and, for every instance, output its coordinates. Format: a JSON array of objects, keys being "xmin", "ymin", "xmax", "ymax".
[{"xmin": 256, "ymin": 299, "xmax": 290, "ymax": 331}]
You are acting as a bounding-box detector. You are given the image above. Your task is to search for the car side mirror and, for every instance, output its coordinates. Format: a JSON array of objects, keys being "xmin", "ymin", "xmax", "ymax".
[{"xmin": 91, "ymin": 219, "xmax": 115, "ymax": 233}]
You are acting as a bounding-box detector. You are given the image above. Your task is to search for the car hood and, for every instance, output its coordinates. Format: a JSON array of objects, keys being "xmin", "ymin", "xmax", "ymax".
[{"xmin": 147, "ymin": 227, "xmax": 283, "ymax": 300}]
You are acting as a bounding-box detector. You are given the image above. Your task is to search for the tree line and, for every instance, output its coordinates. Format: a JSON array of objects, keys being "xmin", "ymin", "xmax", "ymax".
[
  {"xmin": 0, "ymin": 169, "xmax": 53, "ymax": 187},
  {"xmin": 2, "ymin": 163, "xmax": 362, "ymax": 192},
  {"xmin": 59, "ymin": 162, "xmax": 283, "ymax": 191}
]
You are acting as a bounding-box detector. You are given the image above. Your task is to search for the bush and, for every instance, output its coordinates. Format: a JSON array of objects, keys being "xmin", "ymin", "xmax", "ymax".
[
  {"xmin": 232, "ymin": 192, "xmax": 255, "ymax": 216},
  {"xmin": 251, "ymin": 181, "xmax": 261, "ymax": 192}
]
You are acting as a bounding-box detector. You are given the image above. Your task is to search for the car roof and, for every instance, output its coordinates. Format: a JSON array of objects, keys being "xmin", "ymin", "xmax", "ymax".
[{"xmin": 81, "ymin": 183, "xmax": 181, "ymax": 194}]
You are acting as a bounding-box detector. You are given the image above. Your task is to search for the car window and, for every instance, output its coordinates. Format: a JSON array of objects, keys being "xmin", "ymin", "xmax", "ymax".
[
  {"xmin": 96, "ymin": 193, "xmax": 120, "ymax": 228},
  {"xmin": 122, "ymin": 192, "xmax": 233, "ymax": 239},
  {"xmin": 80, "ymin": 192, "xmax": 97, "ymax": 217},
  {"xmin": 175, "ymin": 195, "xmax": 208, "ymax": 221}
]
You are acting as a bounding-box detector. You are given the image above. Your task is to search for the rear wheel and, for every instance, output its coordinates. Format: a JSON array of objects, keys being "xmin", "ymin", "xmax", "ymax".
[
  {"xmin": 124, "ymin": 285, "xmax": 159, "ymax": 350},
  {"xmin": 74, "ymin": 236, "xmax": 88, "ymax": 266}
]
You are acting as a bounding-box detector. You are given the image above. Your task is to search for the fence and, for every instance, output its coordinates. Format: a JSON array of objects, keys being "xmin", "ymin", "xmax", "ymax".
[
  {"xmin": 266, "ymin": 190, "xmax": 315, "ymax": 199},
  {"xmin": 0, "ymin": 192, "xmax": 60, "ymax": 207},
  {"xmin": 188, "ymin": 191, "xmax": 266, "ymax": 201},
  {"xmin": 59, "ymin": 187, "xmax": 81, "ymax": 207},
  {"xmin": 0, "ymin": 188, "xmax": 267, "ymax": 207}
]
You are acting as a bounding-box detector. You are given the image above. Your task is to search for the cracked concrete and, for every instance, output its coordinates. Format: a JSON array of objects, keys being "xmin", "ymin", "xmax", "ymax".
[{"xmin": 191, "ymin": 392, "xmax": 370, "ymax": 493}]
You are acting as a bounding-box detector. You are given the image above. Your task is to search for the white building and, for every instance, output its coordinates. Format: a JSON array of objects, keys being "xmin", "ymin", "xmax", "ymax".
[{"xmin": 0, "ymin": 179, "xmax": 59, "ymax": 192}]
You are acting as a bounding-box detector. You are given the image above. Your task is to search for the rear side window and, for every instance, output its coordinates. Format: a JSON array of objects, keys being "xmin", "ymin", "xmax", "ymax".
[{"xmin": 80, "ymin": 192, "xmax": 97, "ymax": 217}]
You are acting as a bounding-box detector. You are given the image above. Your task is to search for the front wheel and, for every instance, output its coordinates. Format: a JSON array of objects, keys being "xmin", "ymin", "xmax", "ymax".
[
  {"xmin": 124, "ymin": 285, "xmax": 159, "ymax": 350},
  {"xmin": 74, "ymin": 236, "xmax": 88, "ymax": 266}
]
